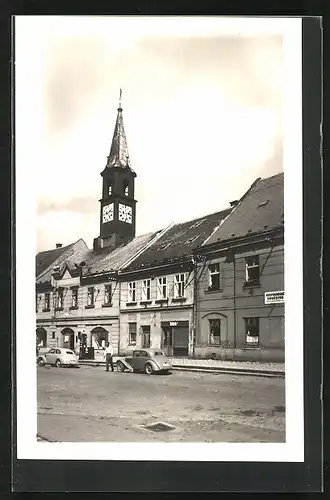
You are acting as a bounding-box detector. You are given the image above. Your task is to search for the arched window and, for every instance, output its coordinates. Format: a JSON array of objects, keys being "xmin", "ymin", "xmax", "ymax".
[
  {"xmin": 201, "ymin": 313, "xmax": 228, "ymax": 346},
  {"xmin": 108, "ymin": 185, "xmax": 112, "ymax": 196},
  {"xmin": 123, "ymin": 181, "xmax": 129, "ymax": 196}
]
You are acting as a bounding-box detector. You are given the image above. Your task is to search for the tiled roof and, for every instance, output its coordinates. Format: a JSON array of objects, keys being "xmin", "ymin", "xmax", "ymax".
[
  {"xmin": 204, "ymin": 173, "xmax": 284, "ymax": 246},
  {"xmin": 81, "ymin": 232, "xmax": 159, "ymax": 276},
  {"xmin": 36, "ymin": 239, "xmax": 89, "ymax": 283},
  {"xmin": 125, "ymin": 208, "xmax": 232, "ymax": 271}
]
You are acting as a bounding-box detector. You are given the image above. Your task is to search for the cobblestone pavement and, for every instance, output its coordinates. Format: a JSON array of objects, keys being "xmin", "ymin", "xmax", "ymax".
[{"xmin": 37, "ymin": 365, "xmax": 285, "ymax": 443}]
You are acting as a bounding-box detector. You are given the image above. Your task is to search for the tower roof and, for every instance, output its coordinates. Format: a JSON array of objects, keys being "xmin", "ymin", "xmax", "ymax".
[{"xmin": 106, "ymin": 90, "xmax": 135, "ymax": 172}]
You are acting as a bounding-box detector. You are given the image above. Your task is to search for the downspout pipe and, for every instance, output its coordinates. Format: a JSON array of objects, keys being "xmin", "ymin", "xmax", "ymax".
[
  {"xmin": 233, "ymin": 252, "xmax": 237, "ymax": 357},
  {"xmin": 117, "ymin": 280, "xmax": 121, "ymax": 357},
  {"xmin": 192, "ymin": 253, "xmax": 198, "ymax": 358}
]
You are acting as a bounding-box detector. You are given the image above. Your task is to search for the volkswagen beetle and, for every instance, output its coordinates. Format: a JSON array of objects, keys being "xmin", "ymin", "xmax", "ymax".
[
  {"xmin": 37, "ymin": 347, "xmax": 79, "ymax": 368},
  {"xmin": 116, "ymin": 349, "xmax": 172, "ymax": 375}
]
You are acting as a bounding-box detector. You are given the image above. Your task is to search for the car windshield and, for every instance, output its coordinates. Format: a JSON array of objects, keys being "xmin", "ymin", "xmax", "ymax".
[
  {"xmin": 153, "ymin": 351, "xmax": 165, "ymax": 356},
  {"xmin": 66, "ymin": 350, "xmax": 74, "ymax": 355}
]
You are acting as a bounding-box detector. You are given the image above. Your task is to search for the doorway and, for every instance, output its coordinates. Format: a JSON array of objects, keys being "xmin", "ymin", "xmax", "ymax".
[
  {"xmin": 161, "ymin": 321, "xmax": 189, "ymax": 357},
  {"xmin": 91, "ymin": 327, "xmax": 109, "ymax": 349},
  {"xmin": 161, "ymin": 326, "xmax": 173, "ymax": 356},
  {"xmin": 61, "ymin": 327, "xmax": 74, "ymax": 350},
  {"xmin": 36, "ymin": 327, "xmax": 47, "ymax": 348},
  {"xmin": 173, "ymin": 325, "xmax": 189, "ymax": 357}
]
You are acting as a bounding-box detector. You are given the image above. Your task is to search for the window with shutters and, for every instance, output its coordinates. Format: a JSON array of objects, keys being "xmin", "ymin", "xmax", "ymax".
[
  {"xmin": 87, "ymin": 287, "xmax": 94, "ymax": 306},
  {"xmin": 157, "ymin": 276, "xmax": 168, "ymax": 299},
  {"xmin": 104, "ymin": 284, "xmax": 112, "ymax": 305},
  {"xmin": 141, "ymin": 279, "xmax": 151, "ymax": 301},
  {"xmin": 44, "ymin": 292, "xmax": 50, "ymax": 311},
  {"xmin": 56, "ymin": 288, "xmax": 64, "ymax": 309},
  {"xmin": 128, "ymin": 282, "xmax": 136, "ymax": 302},
  {"xmin": 174, "ymin": 274, "xmax": 185, "ymax": 298},
  {"xmin": 71, "ymin": 287, "xmax": 78, "ymax": 308}
]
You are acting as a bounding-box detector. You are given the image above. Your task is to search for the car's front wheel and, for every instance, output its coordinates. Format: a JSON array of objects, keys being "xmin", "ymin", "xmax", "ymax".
[
  {"xmin": 145, "ymin": 363, "xmax": 153, "ymax": 375},
  {"xmin": 55, "ymin": 359, "xmax": 61, "ymax": 368},
  {"xmin": 117, "ymin": 361, "xmax": 125, "ymax": 372},
  {"xmin": 37, "ymin": 358, "xmax": 45, "ymax": 367}
]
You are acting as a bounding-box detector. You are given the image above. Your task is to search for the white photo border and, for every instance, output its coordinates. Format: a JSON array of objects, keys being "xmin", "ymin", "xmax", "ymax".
[{"xmin": 15, "ymin": 16, "xmax": 303, "ymax": 462}]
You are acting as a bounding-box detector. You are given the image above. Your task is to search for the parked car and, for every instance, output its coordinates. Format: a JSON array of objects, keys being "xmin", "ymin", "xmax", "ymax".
[
  {"xmin": 37, "ymin": 348, "xmax": 79, "ymax": 368},
  {"xmin": 116, "ymin": 349, "xmax": 172, "ymax": 375}
]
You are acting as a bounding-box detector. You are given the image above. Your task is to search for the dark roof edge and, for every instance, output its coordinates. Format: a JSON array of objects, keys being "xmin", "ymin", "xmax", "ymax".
[
  {"xmin": 197, "ymin": 226, "xmax": 284, "ymax": 254},
  {"xmin": 120, "ymin": 256, "xmax": 193, "ymax": 276},
  {"xmin": 173, "ymin": 206, "xmax": 232, "ymax": 227}
]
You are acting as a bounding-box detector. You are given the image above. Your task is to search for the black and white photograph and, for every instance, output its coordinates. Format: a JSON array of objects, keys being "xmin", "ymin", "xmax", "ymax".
[{"xmin": 14, "ymin": 16, "xmax": 307, "ymax": 465}]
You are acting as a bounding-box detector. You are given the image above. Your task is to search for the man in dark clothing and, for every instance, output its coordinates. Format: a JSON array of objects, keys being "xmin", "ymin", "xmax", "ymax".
[{"xmin": 104, "ymin": 341, "xmax": 114, "ymax": 372}]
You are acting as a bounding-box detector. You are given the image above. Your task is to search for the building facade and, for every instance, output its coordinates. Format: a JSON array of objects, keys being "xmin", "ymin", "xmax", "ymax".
[{"xmin": 194, "ymin": 173, "xmax": 284, "ymax": 362}]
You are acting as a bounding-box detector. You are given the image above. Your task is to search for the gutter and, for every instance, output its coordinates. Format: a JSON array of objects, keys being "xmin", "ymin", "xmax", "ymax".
[{"xmin": 199, "ymin": 228, "xmax": 284, "ymax": 255}]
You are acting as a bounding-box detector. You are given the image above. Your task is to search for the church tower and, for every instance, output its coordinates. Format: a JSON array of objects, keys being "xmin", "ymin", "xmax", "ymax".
[{"xmin": 94, "ymin": 91, "xmax": 137, "ymax": 251}]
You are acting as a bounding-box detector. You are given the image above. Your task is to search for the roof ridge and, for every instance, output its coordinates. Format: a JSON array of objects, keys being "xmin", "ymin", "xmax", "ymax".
[
  {"xmin": 173, "ymin": 206, "xmax": 232, "ymax": 227},
  {"xmin": 259, "ymin": 171, "xmax": 283, "ymax": 182}
]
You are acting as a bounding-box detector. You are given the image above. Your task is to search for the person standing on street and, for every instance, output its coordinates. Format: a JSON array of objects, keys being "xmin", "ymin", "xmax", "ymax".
[{"xmin": 104, "ymin": 341, "xmax": 114, "ymax": 372}]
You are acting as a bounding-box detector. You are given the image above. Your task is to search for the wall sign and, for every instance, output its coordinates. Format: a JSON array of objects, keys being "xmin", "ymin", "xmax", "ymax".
[{"xmin": 264, "ymin": 291, "xmax": 285, "ymax": 304}]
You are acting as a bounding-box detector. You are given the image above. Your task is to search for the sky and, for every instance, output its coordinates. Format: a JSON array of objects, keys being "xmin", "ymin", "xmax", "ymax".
[{"xmin": 15, "ymin": 17, "xmax": 285, "ymax": 252}]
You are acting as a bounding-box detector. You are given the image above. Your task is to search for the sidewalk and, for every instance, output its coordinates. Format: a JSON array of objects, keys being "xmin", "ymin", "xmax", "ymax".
[{"xmin": 79, "ymin": 356, "xmax": 285, "ymax": 377}]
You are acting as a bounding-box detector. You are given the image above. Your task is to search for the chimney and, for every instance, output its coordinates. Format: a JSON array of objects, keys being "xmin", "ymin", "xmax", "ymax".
[{"xmin": 56, "ymin": 243, "xmax": 63, "ymax": 248}]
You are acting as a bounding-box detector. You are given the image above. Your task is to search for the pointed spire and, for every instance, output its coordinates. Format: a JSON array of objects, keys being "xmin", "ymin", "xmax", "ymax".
[
  {"xmin": 106, "ymin": 90, "xmax": 133, "ymax": 170},
  {"xmin": 118, "ymin": 88, "xmax": 122, "ymax": 110}
]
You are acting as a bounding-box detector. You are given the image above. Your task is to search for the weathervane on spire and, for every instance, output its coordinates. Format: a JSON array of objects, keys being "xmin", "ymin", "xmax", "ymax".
[{"xmin": 118, "ymin": 88, "xmax": 122, "ymax": 109}]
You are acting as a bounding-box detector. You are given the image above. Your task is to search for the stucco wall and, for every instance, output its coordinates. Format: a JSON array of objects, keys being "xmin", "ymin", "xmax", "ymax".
[
  {"xmin": 119, "ymin": 308, "xmax": 193, "ymax": 355},
  {"xmin": 196, "ymin": 243, "xmax": 284, "ymax": 360}
]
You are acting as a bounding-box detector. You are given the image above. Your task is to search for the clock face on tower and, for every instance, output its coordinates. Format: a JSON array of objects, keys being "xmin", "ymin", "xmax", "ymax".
[
  {"xmin": 102, "ymin": 203, "xmax": 114, "ymax": 223},
  {"xmin": 118, "ymin": 203, "xmax": 132, "ymax": 224}
]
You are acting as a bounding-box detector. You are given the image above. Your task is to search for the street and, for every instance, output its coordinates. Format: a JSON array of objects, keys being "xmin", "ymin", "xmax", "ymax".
[{"xmin": 37, "ymin": 365, "xmax": 285, "ymax": 443}]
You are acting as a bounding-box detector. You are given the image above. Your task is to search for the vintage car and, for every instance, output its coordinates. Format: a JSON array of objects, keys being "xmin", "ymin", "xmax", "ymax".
[
  {"xmin": 116, "ymin": 349, "xmax": 172, "ymax": 375},
  {"xmin": 37, "ymin": 348, "xmax": 79, "ymax": 368}
]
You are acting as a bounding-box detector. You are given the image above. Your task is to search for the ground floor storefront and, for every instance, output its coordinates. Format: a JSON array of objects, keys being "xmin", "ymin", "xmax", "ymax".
[
  {"xmin": 36, "ymin": 317, "xmax": 119, "ymax": 359},
  {"xmin": 195, "ymin": 306, "xmax": 284, "ymax": 362},
  {"xmin": 119, "ymin": 308, "xmax": 194, "ymax": 357}
]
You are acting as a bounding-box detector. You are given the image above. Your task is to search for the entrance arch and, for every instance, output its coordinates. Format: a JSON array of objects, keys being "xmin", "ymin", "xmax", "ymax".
[
  {"xmin": 36, "ymin": 327, "xmax": 47, "ymax": 347},
  {"xmin": 91, "ymin": 327, "xmax": 109, "ymax": 349},
  {"xmin": 61, "ymin": 327, "xmax": 75, "ymax": 351}
]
